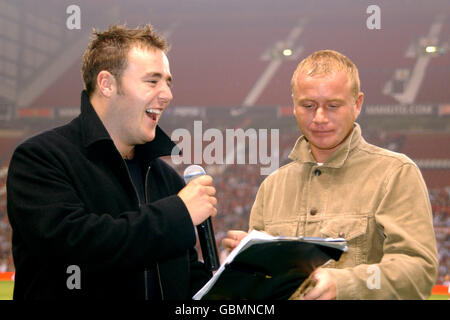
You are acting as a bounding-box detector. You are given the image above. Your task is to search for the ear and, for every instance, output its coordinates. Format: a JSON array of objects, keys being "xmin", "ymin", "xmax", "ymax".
[
  {"xmin": 292, "ymin": 93, "xmax": 297, "ymax": 116},
  {"xmin": 354, "ymin": 92, "xmax": 364, "ymax": 120},
  {"xmin": 96, "ymin": 71, "xmax": 117, "ymax": 98}
]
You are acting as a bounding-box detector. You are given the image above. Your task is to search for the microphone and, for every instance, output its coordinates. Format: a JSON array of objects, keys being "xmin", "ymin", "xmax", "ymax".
[{"xmin": 183, "ymin": 165, "xmax": 220, "ymax": 271}]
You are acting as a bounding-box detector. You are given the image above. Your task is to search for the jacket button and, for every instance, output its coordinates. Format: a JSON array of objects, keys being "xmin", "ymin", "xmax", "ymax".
[
  {"xmin": 310, "ymin": 208, "xmax": 318, "ymax": 216},
  {"xmin": 314, "ymin": 169, "xmax": 321, "ymax": 176}
]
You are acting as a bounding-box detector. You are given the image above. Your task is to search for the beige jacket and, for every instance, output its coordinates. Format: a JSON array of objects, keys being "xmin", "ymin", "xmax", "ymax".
[{"xmin": 249, "ymin": 124, "xmax": 438, "ymax": 299}]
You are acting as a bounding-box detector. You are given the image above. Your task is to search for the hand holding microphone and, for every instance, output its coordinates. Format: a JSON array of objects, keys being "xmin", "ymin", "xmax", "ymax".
[
  {"xmin": 178, "ymin": 165, "xmax": 220, "ymax": 271},
  {"xmin": 178, "ymin": 171, "xmax": 217, "ymax": 226}
]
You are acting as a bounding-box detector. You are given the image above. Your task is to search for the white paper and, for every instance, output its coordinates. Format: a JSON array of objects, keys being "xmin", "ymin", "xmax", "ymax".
[{"xmin": 192, "ymin": 230, "xmax": 347, "ymax": 300}]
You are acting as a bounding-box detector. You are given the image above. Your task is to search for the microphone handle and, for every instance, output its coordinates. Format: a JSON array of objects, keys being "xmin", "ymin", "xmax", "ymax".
[{"xmin": 197, "ymin": 217, "xmax": 220, "ymax": 271}]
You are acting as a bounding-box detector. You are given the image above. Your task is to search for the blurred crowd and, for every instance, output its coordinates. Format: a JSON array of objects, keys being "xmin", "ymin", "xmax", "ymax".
[
  {"xmin": 430, "ymin": 187, "xmax": 450, "ymax": 285},
  {"xmin": 0, "ymin": 168, "xmax": 12, "ymax": 272}
]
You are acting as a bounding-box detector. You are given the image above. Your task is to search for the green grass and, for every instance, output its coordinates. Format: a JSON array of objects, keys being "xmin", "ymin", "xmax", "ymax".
[
  {"xmin": 0, "ymin": 281, "xmax": 13, "ymax": 300},
  {"xmin": 0, "ymin": 280, "xmax": 447, "ymax": 300},
  {"xmin": 428, "ymin": 294, "xmax": 449, "ymax": 300}
]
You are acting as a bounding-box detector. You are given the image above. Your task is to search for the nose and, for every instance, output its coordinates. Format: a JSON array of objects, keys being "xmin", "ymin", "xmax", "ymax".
[
  {"xmin": 159, "ymin": 83, "xmax": 173, "ymax": 106},
  {"xmin": 312, "ymin": 106, "xmax": 328, "ymax": 124}
]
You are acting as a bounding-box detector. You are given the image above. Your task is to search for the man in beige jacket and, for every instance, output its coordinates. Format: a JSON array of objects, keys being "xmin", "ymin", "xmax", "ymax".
[{"xmin": 223, "ymin": 50, "xmax": 438, "ymax": 299}]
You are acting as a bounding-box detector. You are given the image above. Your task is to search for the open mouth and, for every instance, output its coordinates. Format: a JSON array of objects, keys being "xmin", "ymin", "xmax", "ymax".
[{"xmin": 145, "ymin": 108, "xmax": 161, "ymax": 121}]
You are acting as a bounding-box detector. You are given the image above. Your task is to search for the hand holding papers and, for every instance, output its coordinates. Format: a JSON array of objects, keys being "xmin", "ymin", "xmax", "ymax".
[{"xmin": 194, "ymin": 230, "xmax": 347, "ymax": 300}]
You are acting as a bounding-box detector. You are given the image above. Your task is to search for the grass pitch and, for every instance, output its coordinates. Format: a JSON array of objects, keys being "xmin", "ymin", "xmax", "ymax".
[
  {"xmin": 0, "ymin": 281, "xmax": 13, "ymax": 300},
  {"xmin": 0, "ymin": 280, "xmax": 447, "ymax": 300}
]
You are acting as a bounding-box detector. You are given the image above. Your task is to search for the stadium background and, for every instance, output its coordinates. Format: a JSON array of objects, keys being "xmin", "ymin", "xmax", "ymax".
[{"xmin": 0, "ymin": 0, "xmax": 448, "ymax": 299}]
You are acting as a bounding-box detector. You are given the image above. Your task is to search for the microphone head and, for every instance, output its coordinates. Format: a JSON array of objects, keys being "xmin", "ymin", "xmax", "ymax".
[{"xmin": 183, "ymin": 165, "xmax": 206, "ymax": 183}]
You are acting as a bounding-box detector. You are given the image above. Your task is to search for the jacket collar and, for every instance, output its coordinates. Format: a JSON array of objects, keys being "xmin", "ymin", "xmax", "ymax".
[
  {"xmin": 79, "ymin": 90, "xmax": 179, "ymax": 162},
  {"xmin": 288, "ymin": 123, "xmax": 362, "ymax": 168}
]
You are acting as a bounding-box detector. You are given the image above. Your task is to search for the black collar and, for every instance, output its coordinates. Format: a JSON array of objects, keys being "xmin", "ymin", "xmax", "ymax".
[{"xmin": 79, "ymin": 90, "xmax": 180, "ymax": 163}]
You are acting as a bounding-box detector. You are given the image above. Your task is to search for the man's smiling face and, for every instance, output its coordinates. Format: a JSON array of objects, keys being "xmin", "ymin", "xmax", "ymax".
[{"xmin": 110, "ymin": 46, "xmax": 173, "ymax": 146}]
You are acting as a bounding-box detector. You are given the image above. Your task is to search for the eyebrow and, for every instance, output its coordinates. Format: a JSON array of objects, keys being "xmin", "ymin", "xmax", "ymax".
[
  {"xmin": 296, "ymin": 98, "xmax": 346, "ymax": 104},
  {"xmin": 327, "ymin": 99, "xmax": 346, "ymax": 104},
  {"xmin": 296, "ymin": 99, "xmax": 313, "ymax": 104}
]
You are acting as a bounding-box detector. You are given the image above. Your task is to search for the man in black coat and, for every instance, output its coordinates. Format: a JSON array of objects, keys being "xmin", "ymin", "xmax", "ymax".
[{"xmin": 6, "ymin": 24, "xmax": 216, "ymax": 300}]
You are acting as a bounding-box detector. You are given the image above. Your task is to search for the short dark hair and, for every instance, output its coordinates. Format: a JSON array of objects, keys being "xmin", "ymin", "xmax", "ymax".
[{"xmin": 81, "ymin": 24, "xmax": 169, "ymax": 97}]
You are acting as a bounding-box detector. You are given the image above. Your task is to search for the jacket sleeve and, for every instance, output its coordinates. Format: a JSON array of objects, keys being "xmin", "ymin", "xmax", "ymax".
[
  {"xmin": 6, "ymin": 141, "xmax": 196, "ymax": 271},
  {"xmin": 248, "ymin": 179, "xmax": 266, "ymax": 232},
  {"xmin": 154, "ymin": 161, "xmax": 212, "ymax": 296},
  {"xmin": 326, "ymin": 163, "xmax": 439, "ymax": 299}
]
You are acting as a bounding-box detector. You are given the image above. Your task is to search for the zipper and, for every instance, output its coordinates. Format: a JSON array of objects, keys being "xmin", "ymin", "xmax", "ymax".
[
  {"xmin": 121, "ymin": 157, "xmax": 164, "ymax": 300},
  {"xmin": 155, "ymin": 263, "xmax": 164, "ymax": 300},
  {"xmin": 144, "ymin": 165, "xmax": 165, "ymax": 300},
  {"xmin": 120, "ymin": 156, "xmax": 148, "ymax": 299},
  {"xmin": 120, "ymin": 157, "xmax": 141, "ymax": 206}
]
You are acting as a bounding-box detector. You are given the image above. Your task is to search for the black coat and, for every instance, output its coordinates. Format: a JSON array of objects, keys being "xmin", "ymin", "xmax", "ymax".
[{"xmin": 6, "ymin": 91, "xmax": 211, "ymax": 300}]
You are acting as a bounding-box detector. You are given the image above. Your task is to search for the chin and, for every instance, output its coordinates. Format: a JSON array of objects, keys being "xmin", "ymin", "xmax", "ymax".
[
  {"xmin": 310, "ymin": 136, "xmax": 332, "ymax": 145},
  {"xmin": 142, "ymin": 128, "xmax": 156, "ymax": 142},
  {"xmin": 310, "ymin": 138, "xmax": 338, "ymax": 150},
  {"xmin": 147, "ymin": 132, "xmax": 157, "ymax": 142}
]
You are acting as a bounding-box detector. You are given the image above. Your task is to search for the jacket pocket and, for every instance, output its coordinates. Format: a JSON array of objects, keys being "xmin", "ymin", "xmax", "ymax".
[{"xmin": 320, "ymin": 216, "xmax": 368, "ymax": 267}]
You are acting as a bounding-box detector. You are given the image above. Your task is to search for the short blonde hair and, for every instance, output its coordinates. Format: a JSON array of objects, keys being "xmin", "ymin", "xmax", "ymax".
[{"xmin": 291, "ymin": 50, "xmax": 360, "ymax": 101}]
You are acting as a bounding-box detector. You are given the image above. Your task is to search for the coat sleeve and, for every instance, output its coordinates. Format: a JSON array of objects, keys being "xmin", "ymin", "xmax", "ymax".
[
  {"xmin": 6, "ymin": 141, "xmax": 196, "ymax": 271},
  {"xmin": 153, "ymin": 160, "xmax": 212, "ymax": 296},
  {"xmin": 326, "ymin": 163, "xmax": 439, "ymax": 299},
  {"xmin": 248, "ymin": 178, "xmax": 266, "ymax": 232}
]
